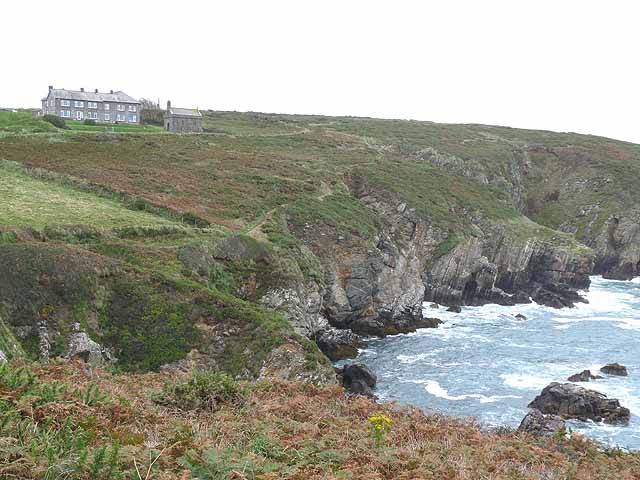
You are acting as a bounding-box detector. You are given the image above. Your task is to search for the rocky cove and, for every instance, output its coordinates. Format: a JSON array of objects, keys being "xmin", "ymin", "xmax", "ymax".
[{"xmin": 343, "ymin": 276, "xmax": 640, "ymax": 449}]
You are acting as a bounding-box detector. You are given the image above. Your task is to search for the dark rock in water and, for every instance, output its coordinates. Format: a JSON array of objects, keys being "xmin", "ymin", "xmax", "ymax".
[
  {"xmin": 567, "ymin": 369, "xmax": 602, "ymax": 382},
  {"xmin": 316, "ymin": 328, "xmax": 365, "ymax": 361},
  {"xmin": 339, "ymin": 363, "xmax": 377, "ymax": 397},
  {"xmin": 528, "ymin": 382, "xmax": 630, "ymax": 424},
  {"xmin": 514, "ymin": 313, "xmax": 527, "ymax": 321},
  {"xmin": 518, "ymin": 409, "xmax": 566, "ymax": 436},
  {"xmin": 428, "ymin": 303, "xmax": 439, "ymax": 309},
  {"xmin": 530, "ymin": 282, "xmax": 588, "ymax": 309},
  {"xmin": 600, "ymin": 363, "xmax": 628, "ymax": 376},
  {"xmin": 446, "ymin": 305, "xmax": 462, "ymax": 313},
  {"xmin": 349, "ymin": 304, "xmax": 442, "ymax": 337}
]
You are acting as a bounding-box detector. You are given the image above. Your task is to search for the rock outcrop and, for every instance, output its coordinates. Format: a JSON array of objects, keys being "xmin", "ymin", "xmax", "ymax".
[
  {"xmin": 567, "ymin": 370, "xmax": 601, "ymax": 382},
  {"xmin": 258, "ymin": 342, "xmax": 338, "ymax": 386},
  {"xmin": 66, "ymin": 323, "xmax": 114, "ymax": 366},
  {"xmin": 600, "ymin": 363, "xmax": 628, "ymax": 376},
  {"xmin": 528, "ymin": 382, "xmax": 630, "ymax": 424},
  {"xmin": 338, "ymin": 363, "xmax": 377, "ymax": 397},
  {"xmin": 315, "ymin": 328, "xmax": 365, "ymax": 361},
  {"xmin": 518, "ymin": 409, "xmax": 566, "ymax": 436}
]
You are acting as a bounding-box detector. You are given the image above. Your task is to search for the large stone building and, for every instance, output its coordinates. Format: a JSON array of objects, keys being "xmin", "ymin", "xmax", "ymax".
[
  {"xmin": 41, "ymin": 86, "xmax": 141, "ymax": 124},
  {"xmin": 164, "ymin": 101, "xmax": 203, "ymax": 133}
]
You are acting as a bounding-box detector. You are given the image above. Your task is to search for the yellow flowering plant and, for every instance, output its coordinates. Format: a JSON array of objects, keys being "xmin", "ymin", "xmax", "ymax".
[{"xmin": 369, "ymin": 413, "xmax": 392, "ymax": 447}]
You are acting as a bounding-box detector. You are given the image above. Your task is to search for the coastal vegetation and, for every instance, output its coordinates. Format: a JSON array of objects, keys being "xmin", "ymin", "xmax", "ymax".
[
  {"xmin": 1, "ymin": 109, "xmax": 640, "ymax": 477},
  {"xmin": 1, "ymin": 360, "xmax": 639, "ymax": 479}
]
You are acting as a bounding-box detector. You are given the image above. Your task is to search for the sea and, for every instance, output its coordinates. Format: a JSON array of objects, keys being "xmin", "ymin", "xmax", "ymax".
[{"xmin": 346, "ymin": 276, "xmax": 640, "ymax": 450}]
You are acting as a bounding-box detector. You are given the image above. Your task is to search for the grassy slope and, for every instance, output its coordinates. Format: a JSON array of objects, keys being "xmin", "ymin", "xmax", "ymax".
[
  {"xmin": 0, "ymin": 161, "xmax": 174, "ymax": 228},
  {"xmin": 1, "ymin": 360, "xmax": 639, "ymax": 479},
  {"xmin": 0, "ymin": 111, "xmax": 56, "ymax": 134},
  {"xmin": 65, "ymin": 120, "xmax": 165, "ymax": 133}
]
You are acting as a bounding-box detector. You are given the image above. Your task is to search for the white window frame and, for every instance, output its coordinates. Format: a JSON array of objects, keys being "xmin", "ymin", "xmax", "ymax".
[
  {"xmin": 128, "ymin": 115, "xmax": 137, "ymax": 123},
  {"xmin": 116, "ymin": 113, "xmax": 125, "ymax": 122},
  {"xmin": 61, "ymin": 99, "xmax": 70, "ymax": 107},
  {"xmin": 104, "ymin": 113, "xmax": 110, "ymax": 121},
  {"xmin": 88, "ymin": 102, "xmax": 98, "ymax": 109},
  {"xmin": 88, "ymin": 111, "xmax": 98, "ymax": 119},
  {"xmin": 117, "ymin": 104, "xmax": 125, "ymax": 111},
  {"xmin": 60, "ymin": 110, "xmax": 70, "ymax": 118},
  {"xmin": 74, "ymin": 100, "xmax": 84, "ymax": 108},
  {"xmin": 104, "ymin": 103, "xmax": 110, "ymax": 111},
  {"xmin": 128, "ymin": 105, "xmax": 137, "ymax": 112}
]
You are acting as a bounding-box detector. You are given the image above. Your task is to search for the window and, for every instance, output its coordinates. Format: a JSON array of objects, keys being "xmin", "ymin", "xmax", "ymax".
[
  {"xmin": 60, "ymin": 110, "xmax": 70, "ymax": 118},
  {"xmin": 88, "ymin": 111, "xmax": 98, "ymax": 119},
  {"xmin": 74, "ymin": 100, "xmax": 84, "ymax": 107},
  {"xmin": 117, "ymin": 104, "xmax": 125, "ymax": 111},
  {"xmin": 128, "ymin": 115, "xmax": 137, "ymax": 123},
  {"xmin": 104, "ymin": 113, "xmax": 110, "ymax": 121},
  {"xmin": 61, "ymin": 100, "xmax": 70, "ymax": 107},
  {"xmin": 88, "ymin": 102, "xmax": 97, "ymax": 109},
  {"xmin": 116, "ymin": 113, "xmax": 125, "ymax": 121},
  {"xmin": 104, "ymin": 103, "xmax": 110, "ymax": 111},
  {"xmin": 128, "ymin": 105, "xmax": 137, "ymax": 112}
]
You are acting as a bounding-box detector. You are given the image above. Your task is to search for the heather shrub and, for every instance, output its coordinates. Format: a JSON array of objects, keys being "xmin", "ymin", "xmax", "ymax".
[{"xmin": 153, "ymin": 370, "xmax": 246, "ymax": 412}]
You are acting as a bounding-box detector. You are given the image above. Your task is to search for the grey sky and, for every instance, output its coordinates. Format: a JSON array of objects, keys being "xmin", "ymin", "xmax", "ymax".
[{"xmin": 3, "ymin": 1, "xmax": 639, "ymax": 142}]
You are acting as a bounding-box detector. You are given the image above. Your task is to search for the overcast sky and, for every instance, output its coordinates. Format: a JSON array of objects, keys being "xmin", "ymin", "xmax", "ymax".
[{"xmin": 3, "ymin": 1, "xmax": 639, "ymax": 142}]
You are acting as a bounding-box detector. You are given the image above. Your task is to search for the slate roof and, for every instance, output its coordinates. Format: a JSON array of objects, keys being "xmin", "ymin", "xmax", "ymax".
[
  {"xmin": 43, "ymin": 88, "xmax": 140, "ymax": 104},
  {"xmin": 167, "ymin": 107, "xmax": 202, "ymax": 117}
]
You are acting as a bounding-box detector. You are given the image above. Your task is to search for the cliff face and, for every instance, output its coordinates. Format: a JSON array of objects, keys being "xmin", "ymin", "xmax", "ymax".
[
  {"xmin": 424, "ymin": 232, "xmax": 593, "ymax": 308},
  {"xmin": 272, "ymin": 183, "xmax": 593, "ymax": 340},
  {"xmin": 593, "ymin": 213, "xmax": 640, "ymax": 280}
]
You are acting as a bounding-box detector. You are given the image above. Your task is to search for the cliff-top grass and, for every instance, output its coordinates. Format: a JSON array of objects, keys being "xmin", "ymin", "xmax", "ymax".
[{"xmin": 0, "ymin": 161, "xmax": 175, "ymax": 229}]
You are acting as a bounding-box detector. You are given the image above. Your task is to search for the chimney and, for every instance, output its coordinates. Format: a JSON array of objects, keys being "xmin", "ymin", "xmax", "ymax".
[
  {"xmin": 167, "ymin": 100, "xmax": 171, "ymax": 110},
  {"xmin": 48, "ymin": 85, "xmax": 53, "ymax": 91},
  {"xmin": 94, "ymin": 88, "xmax": 98, "ymax": 93},
  {"xmin": 110, "ymin": 90, "xmax": 114, "ymax": 94}
]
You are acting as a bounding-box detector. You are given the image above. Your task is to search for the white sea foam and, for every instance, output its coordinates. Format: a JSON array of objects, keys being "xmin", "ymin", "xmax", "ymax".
[
  {"xmin": 396, "ymin": 352, "xmax": 434, "ymax": 364},
  {"xmin": 423, "ymin": 380, "xmax": 521, "ymax": 403},
  {"xmin": 500, "ymin": 373, "xmax": 552, "ymax": 391}
]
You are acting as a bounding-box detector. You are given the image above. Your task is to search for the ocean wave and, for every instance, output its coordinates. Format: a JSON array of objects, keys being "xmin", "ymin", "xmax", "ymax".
[
  {"xmin": 423, "ymin": 380, "xmax": 521, "ymax": 403},
  {"xmin": 500, "ymin": 373, "xmax": 553, "ymax": 391}
]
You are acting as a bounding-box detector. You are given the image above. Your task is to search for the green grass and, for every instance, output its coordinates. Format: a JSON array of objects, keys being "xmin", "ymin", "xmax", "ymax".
[
  {"xmin": 0, "ymin": 162, "xmax": 175, "ymax": 229},
  {"xmin": 0, "ymin": 111, "xmax": 56, "ymax": 134},
  {"xmin": 65, "ymin": 121, "xmax": 165, "ymax": 133}
]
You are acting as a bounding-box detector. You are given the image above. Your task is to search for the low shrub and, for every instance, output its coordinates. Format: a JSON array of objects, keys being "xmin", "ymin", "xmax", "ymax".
[
  {"xmin": 43, "ymin": 114, "xmax": 68, "ymax": 129},
  {"xmin": 83, "ymin": 119, "xmax": 97, "ymax": 126},
  {"xmin": 153, "ymin": 370, "xmax": 246, "ymax": 412}
]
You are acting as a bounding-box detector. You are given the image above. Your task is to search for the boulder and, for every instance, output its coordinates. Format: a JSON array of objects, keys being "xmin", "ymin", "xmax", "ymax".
[
  {"xmin": 528, "ymin": 382, "xmax": 630, "ymax": 424},
  {"xmin": 446, "ymin": 305, "xmax": 462, "ymax": 313},
  {"xmin": 567, "ymin": 369, "xmax": 602, "ymax": 382},
  {"xmin": 514, "ymin": 313, "xmax": 527, "ymax": 321},
  {"xmin": 339, "ymin": 363, "xmax": 377, "ymax": 397},
  {"xmin": 0, "ymin": 349, "xmax": 6, "ymax": 363},
  {"xmin": 518, "ymin": 409, "xmax": 566, "ymax": 436},
  {"xmin": 316, "ymin": 328, "xmax": 365, "ymax": 361},
  {"xmin": 600, "ymin": 363, "xmax": 628, "ymax": 376},
  {"xmin": 66, "ymin": 323, "xmax": 114, "ymax": 366}
]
